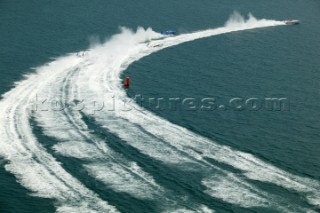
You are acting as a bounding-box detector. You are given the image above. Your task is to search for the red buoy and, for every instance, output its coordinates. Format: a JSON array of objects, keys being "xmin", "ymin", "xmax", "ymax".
[{"xmin": 124, "ymin": 76, "xmax": 130, "ymax": 88}]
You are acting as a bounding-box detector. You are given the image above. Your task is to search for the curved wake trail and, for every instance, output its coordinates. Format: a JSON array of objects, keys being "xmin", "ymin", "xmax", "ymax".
[
  {"xmin": 0, "ymin": 56, "xmax": 118, "ymax": 212},
  {"xmin": 0, "ymin": 13, "xmax": 318, "ymax": 212}
]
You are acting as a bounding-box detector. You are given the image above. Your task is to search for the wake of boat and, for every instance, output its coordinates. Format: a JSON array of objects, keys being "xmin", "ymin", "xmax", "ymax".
[{"xmin": 0, "ymin": 12, "xmax": 318, "ymax": 213}]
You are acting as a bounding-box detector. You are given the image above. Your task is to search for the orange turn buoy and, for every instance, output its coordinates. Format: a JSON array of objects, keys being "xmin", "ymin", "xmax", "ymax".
[{"xmin": 124, "ymin": 76, "xmax": 130, "ymax": 88}]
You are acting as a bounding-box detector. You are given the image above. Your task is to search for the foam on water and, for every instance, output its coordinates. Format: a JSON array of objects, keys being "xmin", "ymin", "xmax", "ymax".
[
  {"xmin": 85, "ymin": 162, "xmax": 162, "ymax": 199},
  {"xmin": 164, "ymin": 205, "xmax": 215, "ymax": 213},
  {"xmin": 32, "ymin": 54, "xmax": 166, "ymax": 200},
  {"xmin": 0, "ymin": 12, "xmax": 318, "ymax": 212},
  {"xmin": 0, "ymin": 56, "xmax": 118, "ymax": 212},
  {"xmin": 53, "ymin": 141, "xmax": 106, "ymax": 159}
]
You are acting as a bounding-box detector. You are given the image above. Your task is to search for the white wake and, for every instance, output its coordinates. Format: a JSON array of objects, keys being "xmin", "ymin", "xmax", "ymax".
[{"xmin": 0, "ymin": 12, "xmax": 318, "ymax": 212}]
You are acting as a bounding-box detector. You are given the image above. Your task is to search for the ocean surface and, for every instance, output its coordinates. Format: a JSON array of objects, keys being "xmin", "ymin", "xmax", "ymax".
[{"xmin": 0, "ymin": 0, "xmax": 320, "ymax": 212}]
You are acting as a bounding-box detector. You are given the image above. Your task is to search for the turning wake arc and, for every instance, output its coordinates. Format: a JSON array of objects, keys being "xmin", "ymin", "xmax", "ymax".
[{"xmin": 0, "ymin": 13, "xmax": 318, "ymax": 213}]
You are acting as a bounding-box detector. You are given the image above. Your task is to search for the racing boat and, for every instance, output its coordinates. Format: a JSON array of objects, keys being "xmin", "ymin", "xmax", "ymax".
[
  {"xmin": 160, "ymin": 30, "xmax": 177, "ymax": 36},
  {"xmin": 285, "ymin": 20, "xmax": 300, "ymax": 25}
]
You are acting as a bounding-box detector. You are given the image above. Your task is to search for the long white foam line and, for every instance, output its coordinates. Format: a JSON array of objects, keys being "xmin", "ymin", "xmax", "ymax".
[
  {"xmin": 33, "ymin": 55, "xmax": 163, "ymax": 200},
  {"xmin": 0, "ymin": 56, "xmax": 119, "ymax": 212},
  {"xmin": 0, "ymin": 12, "xmax": 317, "ymax": 213},
  {"xmin": 76, "ymin": 14, "xmax": 319, "ymax": 211},
  {"xmin": 164, "ymin": 205, "xmax": 215, "ymax": 213},
  {"xmin": 73, "ymin": 28, "xmax": 246, "ymax": 212}
]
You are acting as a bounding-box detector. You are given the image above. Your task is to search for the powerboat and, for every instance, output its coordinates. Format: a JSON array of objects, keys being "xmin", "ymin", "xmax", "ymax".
[
  {"xmin": 160, "ymin": 30, "xmax": 177, "ymax": 36},
  {"xmin": 285, "ymin": 20, "xmax": 300, "ymax": 25}
]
